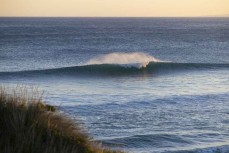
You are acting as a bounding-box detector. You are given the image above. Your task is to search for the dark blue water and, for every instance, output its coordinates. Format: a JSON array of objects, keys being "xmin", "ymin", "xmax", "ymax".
[{"xmin": 0, "ymin": 18, "xmax": 229, "ymax": 153}]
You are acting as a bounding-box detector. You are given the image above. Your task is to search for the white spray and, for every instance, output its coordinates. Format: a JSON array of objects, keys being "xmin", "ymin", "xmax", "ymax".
[{"xmin": 84, "ymin": 52, "xmax": 160, "ymax": 68}]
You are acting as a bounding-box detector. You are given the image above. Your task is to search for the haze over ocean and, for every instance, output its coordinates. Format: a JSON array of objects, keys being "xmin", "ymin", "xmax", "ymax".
[{"xmin": 0, "ymin": 17, "xmax": 229, "ymax": 153}]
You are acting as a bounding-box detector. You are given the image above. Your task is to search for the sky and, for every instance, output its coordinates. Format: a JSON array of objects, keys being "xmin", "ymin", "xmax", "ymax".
[{"xmin": 0, "ymin": 0, "xmax": 229, "ymax": 17}]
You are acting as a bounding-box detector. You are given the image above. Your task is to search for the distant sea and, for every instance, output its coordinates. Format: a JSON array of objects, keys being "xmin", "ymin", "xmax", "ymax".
[{"xmin": 0, "ymin": 17, "xmax": 229, "ymax": 153}]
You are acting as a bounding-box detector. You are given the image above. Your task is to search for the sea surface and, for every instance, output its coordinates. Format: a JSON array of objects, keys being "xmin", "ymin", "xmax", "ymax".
[{"xmin": 0, "ymin": 17, "xmax": 229, "ymax": 153}]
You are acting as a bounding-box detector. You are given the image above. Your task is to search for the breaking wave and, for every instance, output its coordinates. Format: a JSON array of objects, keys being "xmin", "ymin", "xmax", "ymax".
[
  {"xmin": 0, "ymin": 62, "xmax": 229, "ymax": 77},
  {"xmin": 0, "ymin": 53, "xmax": 229, "ymax": 77},
  {"xmin": 84, "ymin": 52, "xmax": 161, "ymax": 68}
]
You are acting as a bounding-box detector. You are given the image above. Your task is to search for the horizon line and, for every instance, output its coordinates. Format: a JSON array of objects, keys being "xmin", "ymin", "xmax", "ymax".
[{"xmin": 0, "ymin": 16, "xmax": 229, "ymax": 18}]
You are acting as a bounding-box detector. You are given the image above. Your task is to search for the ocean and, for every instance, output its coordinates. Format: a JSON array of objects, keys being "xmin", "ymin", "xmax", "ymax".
[{"xmin": 0, "ymin": 17, "xmax": 229, "ymax": 153}]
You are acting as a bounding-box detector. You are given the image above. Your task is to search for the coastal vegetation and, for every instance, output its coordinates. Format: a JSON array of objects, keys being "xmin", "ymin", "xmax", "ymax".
[{"xmin": 0, "ymin": 87, "xmax": 123, "ymax": 153}]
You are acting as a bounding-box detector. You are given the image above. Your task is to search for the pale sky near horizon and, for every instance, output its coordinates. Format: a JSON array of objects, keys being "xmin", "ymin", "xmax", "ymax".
[{"xmin": 0, "ymin": 0, "xmax": 229, "ymax": 17}]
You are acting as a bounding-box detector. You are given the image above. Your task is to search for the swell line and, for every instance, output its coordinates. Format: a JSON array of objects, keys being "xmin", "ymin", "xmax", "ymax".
[{"xmin": 0, "ymin": 62, "xmax": 229, "ymax": 77}]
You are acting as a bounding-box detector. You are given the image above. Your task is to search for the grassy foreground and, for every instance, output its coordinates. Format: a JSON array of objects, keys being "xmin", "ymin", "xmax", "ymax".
[{"xmin": 0, "ymin": 87, "xmax": 123, "ymax": 153}]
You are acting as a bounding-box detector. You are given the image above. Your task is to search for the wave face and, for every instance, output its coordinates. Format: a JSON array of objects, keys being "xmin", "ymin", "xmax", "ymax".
[
  {"xmin": 0, "ymin": 52, "xmax": 229, "ymax": 77},
  {"xmin": 1, "ymin": 62, "xmax": 229, "ymax": 77},
  {"xmin": 1, "ymin": 52, "xmax": 229, "ymax": 77}
]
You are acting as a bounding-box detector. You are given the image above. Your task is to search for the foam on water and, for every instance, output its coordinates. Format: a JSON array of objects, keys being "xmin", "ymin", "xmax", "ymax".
[{"xmin": 84, "ymin": 52, "xmax": 161, "ymax": 68}]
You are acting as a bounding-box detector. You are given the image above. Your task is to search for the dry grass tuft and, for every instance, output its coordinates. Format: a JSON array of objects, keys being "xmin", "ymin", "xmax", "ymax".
[{"xmin": 0, "ymin": 86, "xmax": 124, "ymax": 153}]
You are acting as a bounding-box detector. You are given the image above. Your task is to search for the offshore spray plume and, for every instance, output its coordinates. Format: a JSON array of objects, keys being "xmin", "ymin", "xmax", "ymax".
[{"xmin": 84, "ymin": 52, "xmax": 161, "ymax": 68}]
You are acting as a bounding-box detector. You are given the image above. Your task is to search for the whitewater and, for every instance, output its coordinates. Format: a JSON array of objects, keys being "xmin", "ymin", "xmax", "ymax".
[
  {"xmin": 0, "ymin": 17, "xmax": 229, "ymax": 153},
  {"xmin": 84, "ymin": 52, "xmax": 161, "ymax": 68}
]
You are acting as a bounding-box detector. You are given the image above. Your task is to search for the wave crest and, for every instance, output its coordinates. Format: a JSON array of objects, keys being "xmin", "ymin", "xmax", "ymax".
[{"xmin": 84, "ymin": 52, "xmax": 160, "ymax": 68}]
